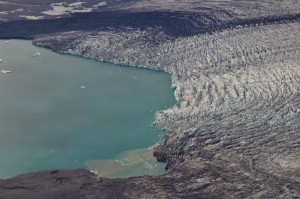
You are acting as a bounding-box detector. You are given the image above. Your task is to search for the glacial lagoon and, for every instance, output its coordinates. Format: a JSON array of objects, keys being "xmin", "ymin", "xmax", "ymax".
[{"xmin": 0, "ymin": 40, "xmax": 175, "ymax": 179}]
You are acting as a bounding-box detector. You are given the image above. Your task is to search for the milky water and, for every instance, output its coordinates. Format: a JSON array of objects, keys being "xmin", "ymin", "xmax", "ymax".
[{"xmin": 0, "ymin": 40, "xmax": 175, "ymax": 179}]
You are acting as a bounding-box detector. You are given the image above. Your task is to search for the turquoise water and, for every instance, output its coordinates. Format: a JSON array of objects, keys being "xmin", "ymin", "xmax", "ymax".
[{"xmin": 0, "ymin": 40, "xmax": 175, "ymax": 178}]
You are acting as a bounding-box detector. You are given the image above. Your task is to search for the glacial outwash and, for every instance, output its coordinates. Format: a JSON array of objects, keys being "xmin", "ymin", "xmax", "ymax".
[{"xmin": 0, "ymin": 0, "xmax": 299, "ymax": 198}]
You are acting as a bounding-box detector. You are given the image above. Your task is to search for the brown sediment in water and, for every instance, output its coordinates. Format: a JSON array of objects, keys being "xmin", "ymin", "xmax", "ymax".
[{"xmin": 86, "ymin": 146, "xmax": 166, "ymax": 179}]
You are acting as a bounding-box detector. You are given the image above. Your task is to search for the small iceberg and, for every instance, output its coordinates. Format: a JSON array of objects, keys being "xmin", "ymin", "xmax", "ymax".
[
  {"xmin": 0, "ymin": 58, "xmax": 2, "ymax": 63},
  {"xmin": 171, "ymin": 84, "xmax": 177, "ymax": 90},
  {"xmin": 33, "ymin": 52, "xmax": 41, "ymax": 57},
  {"xmin": 80, "ymin": 85, "xmax": 86, "ymax": 89},
  {"xmin": 1, "ymin": 70, "xmax": 12, "ymax": 74}
]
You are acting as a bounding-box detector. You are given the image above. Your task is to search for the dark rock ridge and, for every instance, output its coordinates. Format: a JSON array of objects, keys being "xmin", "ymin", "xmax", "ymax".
[{"xmin": 0, "ymin": 0, "xmax": 300, "ymax": 198}]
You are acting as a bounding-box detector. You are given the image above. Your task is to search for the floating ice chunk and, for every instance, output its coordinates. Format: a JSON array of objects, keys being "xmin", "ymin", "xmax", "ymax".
[
  {"xmin": 0, "ymin": 58, "xmax": 2, "ymax": 63},
  {"xmin": 33, "ymin": 52, "xmax": 41, "ymax": 57},
  {"xmin": 80, "ymin": 85, "xmax": 86, "ymax": 89},
  {"xmin": 1, "ymin": 70, "xmax": 12, "ymax": 74},
  {"xmin": 171, "ymin": 84, "xmax": 177, "ymax": 89},
  {"xmin": 133, "ymin": 76, "xmax": 137, "ymax": 79}
]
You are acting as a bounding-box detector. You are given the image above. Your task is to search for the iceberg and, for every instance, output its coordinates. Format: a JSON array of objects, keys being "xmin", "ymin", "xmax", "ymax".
[
  {"xmin": 33, "ymin": 52, "xmax": 41, "ymax": 57},
  {"xmin": 1, "ymin": 70, "xmax": 12, "ymax": 74}
]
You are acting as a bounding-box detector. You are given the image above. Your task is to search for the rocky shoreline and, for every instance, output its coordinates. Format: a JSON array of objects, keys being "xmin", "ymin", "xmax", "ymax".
[{"xmin": 1, "ymin": 0, "xmax": 300, "ymax": 198}]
